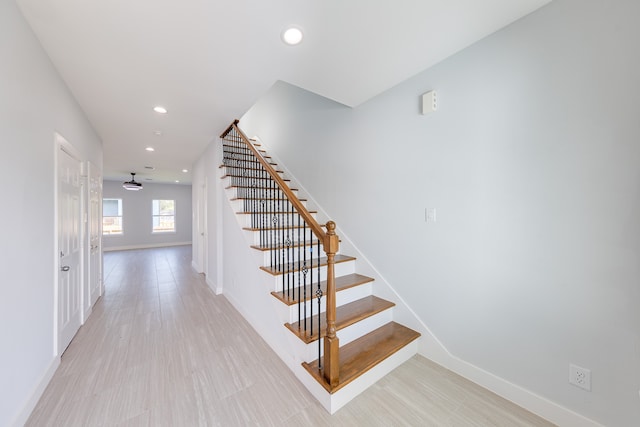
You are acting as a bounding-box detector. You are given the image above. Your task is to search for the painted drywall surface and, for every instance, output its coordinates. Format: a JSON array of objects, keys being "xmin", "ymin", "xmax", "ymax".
[
  {"xmin": 0, "ymin": 0, "xmax": 103, "ymax": 424},
  {"xmin": 191, "ymin": 142, "xmax": 224, "ymax": 292},
  {"xmin": 239, "ymin": 1, "xmax": 640, "ymax": 424},
  {"xmin": 102, "ymin": 181, "xmax": 192, "ymax": 250}
]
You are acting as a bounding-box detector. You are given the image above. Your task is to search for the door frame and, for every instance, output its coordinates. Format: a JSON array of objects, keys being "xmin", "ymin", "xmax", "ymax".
[{"xmin": 53, "ymin": 132, "xmax": 85, "ymax": 357}]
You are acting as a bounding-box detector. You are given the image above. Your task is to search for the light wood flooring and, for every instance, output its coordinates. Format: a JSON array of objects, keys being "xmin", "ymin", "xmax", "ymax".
[{"xmin": 26, "ymin": 245, "xmax": 554, "ymax": 426}]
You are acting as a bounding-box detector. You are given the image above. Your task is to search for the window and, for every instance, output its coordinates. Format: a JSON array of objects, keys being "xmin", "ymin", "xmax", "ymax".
[
  {"xmin": 152, "ymin": 199, "xmax": 175, "ymax": 233},
  {"xmin": 102, "ymin": 198, "xmax": 123, "ymax": 235}
]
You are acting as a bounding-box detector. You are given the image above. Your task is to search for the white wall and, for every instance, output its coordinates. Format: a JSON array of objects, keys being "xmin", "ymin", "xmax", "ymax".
[
  {"xmin": 0, "ymin": 0, "xmax": 103, "ymax": 424},
  {"xmin": 102, "ymin": 180, "xmax": 192, "ymax": 250},
  {"xmin": 236, "ymin": 0, "xmax": 640, "ymax": 425}
]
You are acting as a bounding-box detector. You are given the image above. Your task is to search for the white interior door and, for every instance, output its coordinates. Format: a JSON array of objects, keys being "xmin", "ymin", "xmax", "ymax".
[
  {"xmin": 58, "ymin": 146, "xmax": 82, "ymax": 354},
  {"xmin": 88, "ymin": 163, "xmax": 102, "ymax": 307},
  {"xmin": 203, "ymin": 181, "xmax": 208, "ymax": 277}
]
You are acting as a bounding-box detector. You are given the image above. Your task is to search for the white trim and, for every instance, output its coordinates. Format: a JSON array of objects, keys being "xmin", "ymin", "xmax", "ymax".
[
  {"xmin": 205, "ymin": 276, "xmax": 223, "ymax": 295},
  {"xmin": 52, "ymin": 136, "xmax": 59, "ymax": 357},
  {"xmin": 10, "ymin": 356, "xmax": 60, "ymax": 427},
  {"xmin": 151, "ymin": 198, "xmax": 177, "ymax": 234},
  {"xmin": 103, "ymin": 242, "xmax": 192, "ymax": 252},
  {"xmin": 434, "ymin": 354, "xmax": 604, "ymax": 427},
  {"xmin": 53, "ymin": 132, "xmax": 84, "ymax": 357},
  {"xmin": 54, "ymin": 132, "xmax": 86, "ymax": 356}
]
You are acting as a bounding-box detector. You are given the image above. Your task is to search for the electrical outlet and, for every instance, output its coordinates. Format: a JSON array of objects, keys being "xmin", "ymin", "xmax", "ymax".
[{"xmin": 569, "ymin": 363, "xmax": 591, "ymax": 391}]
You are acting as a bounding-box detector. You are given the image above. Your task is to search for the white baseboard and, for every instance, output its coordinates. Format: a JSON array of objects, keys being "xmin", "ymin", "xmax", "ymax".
[
  {"xmin": 11, "ymin": 356, "xmax": 60, "ymax": 427},
  {"xmin": 206, "ymin": 276, "xmax": 222, "ymax": 295},
  {"xmin": 103, "ymin": 242, "xmax": 192, "ymax": 252},
  {"xmin": 419, "ymin": 349, "xmax": 603, "ymax": 427}
]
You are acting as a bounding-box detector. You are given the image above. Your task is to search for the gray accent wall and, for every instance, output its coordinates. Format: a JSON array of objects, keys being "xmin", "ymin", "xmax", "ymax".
[
  {"xmin": 102, "ymin": 180, "xmax": 192, "ymax": 250},
  {"xmin": 0, "ymin": 0, "xmax": 103, "ymax": 424},
  {"xmin": 238, "ymin": 0, "xmax": 640, "ymax": 424}
]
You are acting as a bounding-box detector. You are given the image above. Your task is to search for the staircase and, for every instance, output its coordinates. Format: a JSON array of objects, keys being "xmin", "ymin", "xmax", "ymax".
[{"xmin": 219, "ymin": 120, "xmax": 420, "ymax": 413}]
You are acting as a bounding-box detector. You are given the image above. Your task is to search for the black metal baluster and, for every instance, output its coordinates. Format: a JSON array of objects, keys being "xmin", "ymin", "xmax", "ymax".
[
  {"xmin": 302, "ymin": 227, "xmax": 308, "ymax": 334},
  {"xmin": 270, "ymin": 177, "xmax": 275, "ymax": 269},
  {"xmin": 297, "ymin": 213, "xmax": 301, "ymax": 325},
  {"xmin": 317, "ymin": 238, "xmax": 323, "ymax": 369},
  {"xmin": 279, "ymin": 180, "xmax": 285, "ymax": 296},
  {"xmin": 309, "ymin": 237, "xmax": 313, "ymax": 338}
]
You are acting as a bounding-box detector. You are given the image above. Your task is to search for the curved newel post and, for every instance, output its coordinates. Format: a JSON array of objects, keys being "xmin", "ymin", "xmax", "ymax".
[{"xmin": 323, "ymin": 221, "xmax": 340, "ymax": 387}]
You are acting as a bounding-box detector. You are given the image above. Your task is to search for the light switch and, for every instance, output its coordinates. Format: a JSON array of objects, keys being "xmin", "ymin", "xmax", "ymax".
[
  {"xmin": 422, "ymin": 90, "xmax": 437, "ymax": 115},
  {"xmin": 425, "ymin": 208, "xmax": 436, "ymax": 223}
]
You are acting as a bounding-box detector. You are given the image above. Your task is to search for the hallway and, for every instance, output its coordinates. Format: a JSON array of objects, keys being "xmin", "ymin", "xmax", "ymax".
[{"xmin": 27, "ymin": 246, "xmax": 551, "ymax": 426}]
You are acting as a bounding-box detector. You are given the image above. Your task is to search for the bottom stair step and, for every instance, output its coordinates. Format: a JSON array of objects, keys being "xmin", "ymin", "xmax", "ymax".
[
  {"xmin": 302, "ymin": 322, "xmax": 420, "ymax": 394},
  {"xmin": 286, "ymin": 296, "xmax": 394, "ymax": 344}
]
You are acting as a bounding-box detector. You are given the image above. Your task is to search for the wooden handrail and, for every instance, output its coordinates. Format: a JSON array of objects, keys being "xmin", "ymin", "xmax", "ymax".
[
  {"xmin": 221, "ymin": 120, "xmax": 327, "ymax": 243},
  {"xmin": 221, "ymin": 119, "xmax": 340, "ymax": 388}
]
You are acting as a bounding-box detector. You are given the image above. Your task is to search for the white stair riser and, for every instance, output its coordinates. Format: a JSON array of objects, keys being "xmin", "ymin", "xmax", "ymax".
[
  {"xmin": 271, "ymin": 261, "xmax": 355, "ymax": 292},
  {"xmin": 291, "ymin": 337, "xmax": 419, "ymax": 415},
  {"xmin": 289, "ymin": 308, "xmax": 395, "ymax": 363},
  {"xmin": 327, "ymin": 339, "xmax": 419, "ymax": 414},
  {"xmin": 221, "ymin": 176, "xmax": 288, "ymax": 189},
  {"xmin": 228, "ymin": 189, "xmax": 298, "ymax": 201},
  {"xmin": 221, "ymin": 171, "xmax": 287, "ymax": 184},
  {"xmin": 334, "ymin": 308, "xmax": 394, "ymax": 348},
  {"xmin": 232, "ymin": 199, "xmax": 307, "ymax": 213},
  {"xmin": 245, "ymin": 227, "xmax": 317, "ymax": 246},
  {"xmin": 259, "ymin": 245, "xmax": 325, "ymax": 266},
  {"xmin": 282, "ymin": 282, "xmax": 373, "ymax": 323},
  {"xmin": 239, "ymin": 212, "xmax": 318, "ymax": 228}
]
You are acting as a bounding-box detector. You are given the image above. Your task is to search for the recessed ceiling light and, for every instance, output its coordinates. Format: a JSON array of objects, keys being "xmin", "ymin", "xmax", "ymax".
[
  {"xmin": 182, "ymin": 169, "xmax": 188, "ymax": 173},
  {"xmin": 145, "ymin": 147, "xmax": 155, "ymax": 152},
  {"xmin": 153, "ymin": 130, "xmax": 162, "ymax": 136},
  {"xmin": 282, "ymin": 26, "xmax": 303, "ymax": 46},
  {"xmin": 153, "ymin": 106, "xmax": 167, "ymax": 114},
  {"xmin": 144, "ymin": 166, "xmax": 155, "ymax": 170},
  {"xmin": 175, "ymin": 180, "xmax": 180, "ymax": 183}
]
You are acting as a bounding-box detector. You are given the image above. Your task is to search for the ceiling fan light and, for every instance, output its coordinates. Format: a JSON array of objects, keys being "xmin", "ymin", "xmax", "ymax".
[{"xmin": 123, "ymin": 172, "xmax": 143, "ymax": 190}]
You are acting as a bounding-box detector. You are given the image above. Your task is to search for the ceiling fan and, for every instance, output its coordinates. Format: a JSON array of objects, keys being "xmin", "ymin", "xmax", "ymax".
[{"xmin": 122, "ymin": 172, "xmax": 143, "ymax": 191}]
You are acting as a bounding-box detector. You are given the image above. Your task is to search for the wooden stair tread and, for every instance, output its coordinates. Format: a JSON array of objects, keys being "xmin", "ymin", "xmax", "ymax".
[
  {"xmin": 241, "ymin": 210, "xmax": 316, "ymax": 216},
  {"xmin": 221, "ymin": 175, "xmax": 290, "ymax": 182},
  {"xmin": 260, "ymin": 254, "xmax": 354, "ymax": 276},
  {"xmin": 220, "ymin": 160, "xmax": 278, "ymax": 168},
  {"xmin": 226, "ymin": 185, "xmax": 298, "ymax": 191},
  {"xmin": 271, "ymin": 273, "xmax": 374, "ymax": 305},
  {"xmin": 251, "ymin": 239, "xmax": 320, "ymax": 251},
  {"xmin": 285, "ymin": 296, "xmax": 394, "ymax": 344},
  {"xmin": 221, "ymin": 144, "xmax": 266, "ymax": 153},
  {"xmin": 302, "ymin": 322, "xmax": 421, "ymax": 393},
  {"xmin": 243, "ymin": 222, "xmax": 316, "ymax": 232},
  {"xmin": 220, "ymin": 166, "xmax": 284, "ymax": 173},
  {"xmin": 222, "ymin": 151, "xmax": 269, "ymax": 158},
  {"xmin": 234, "ymin": 197, "xmax": 306, "ymax": 202}
]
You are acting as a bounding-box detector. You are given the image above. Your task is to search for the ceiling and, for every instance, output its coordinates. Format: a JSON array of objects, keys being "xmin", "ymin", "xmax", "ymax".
[{"xmin": 17, "ymin": 0, "xmax": 552, "ymax": 185}]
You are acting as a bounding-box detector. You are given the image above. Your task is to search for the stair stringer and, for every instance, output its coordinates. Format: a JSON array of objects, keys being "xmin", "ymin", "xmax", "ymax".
[{"xmin": 219, "ymin": 186, "xmax": 316, "ymax": 369}]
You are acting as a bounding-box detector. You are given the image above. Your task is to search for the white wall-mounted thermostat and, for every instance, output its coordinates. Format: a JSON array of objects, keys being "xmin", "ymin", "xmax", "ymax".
[{"xmin": 422, "ymin": 90, "xmax": 437, "ymax": 115}]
